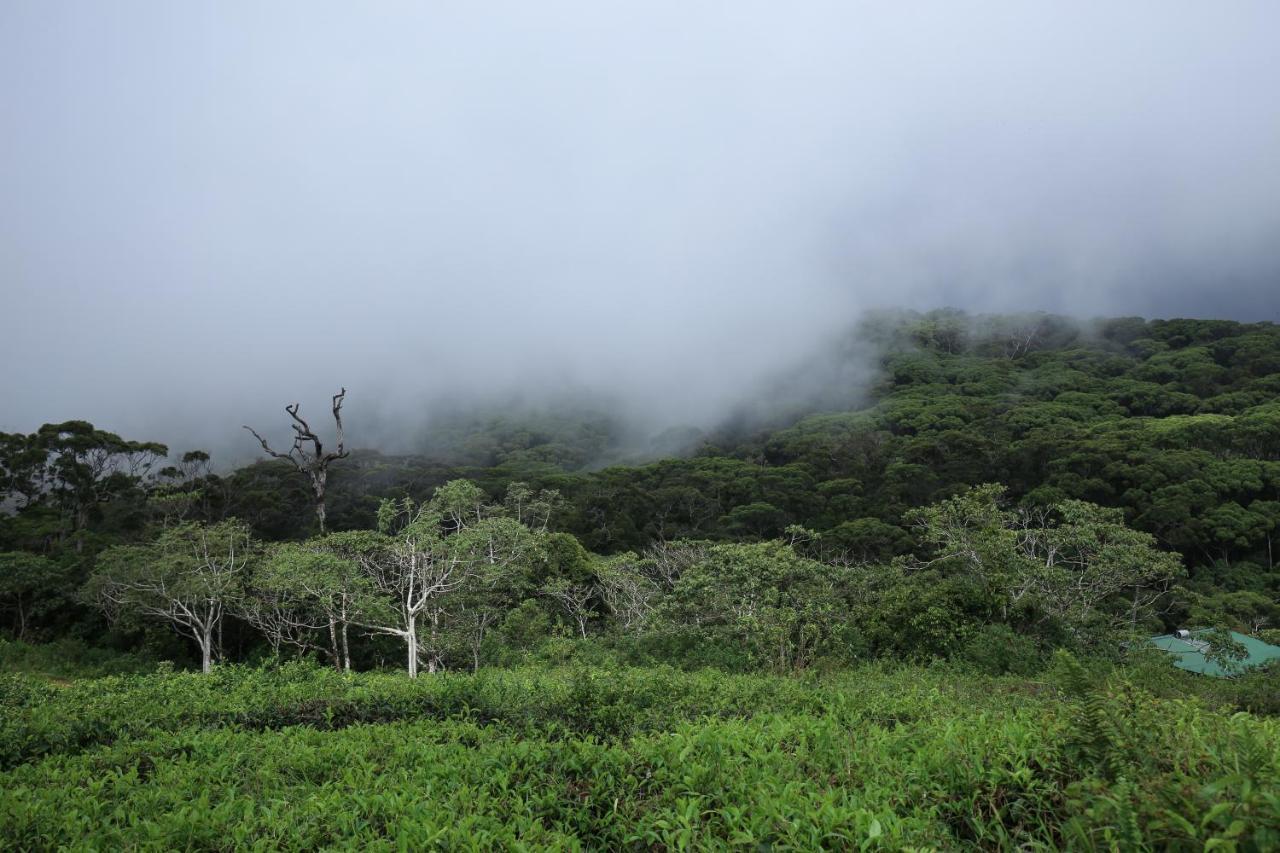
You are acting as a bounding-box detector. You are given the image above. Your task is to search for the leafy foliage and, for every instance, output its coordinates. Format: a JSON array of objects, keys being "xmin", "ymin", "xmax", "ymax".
[{"xmin": 1, "ymin": 663, "xmax": 1277, "ymax": 850}]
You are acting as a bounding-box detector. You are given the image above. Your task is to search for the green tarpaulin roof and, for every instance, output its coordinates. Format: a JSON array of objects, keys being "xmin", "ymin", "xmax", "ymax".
[{"xmin": 1148, "ymin": 629, "xmax": 1280, "ymax": 677}]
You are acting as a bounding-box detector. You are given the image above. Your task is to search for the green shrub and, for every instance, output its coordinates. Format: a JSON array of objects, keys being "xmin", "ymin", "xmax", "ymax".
[
  {"xmin": 1, "ymin": 662, "xmax": 1276, "ymax": 849},
  {"xmin": 959, "ymin": 624, "xmax": 1044, "ymax": 675}
]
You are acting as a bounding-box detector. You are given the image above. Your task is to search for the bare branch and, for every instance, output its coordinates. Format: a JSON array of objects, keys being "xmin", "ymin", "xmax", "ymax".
[
  {"xmin": 328, "ymin": 388, "xmax": 348, "ymax": 462},
  {"xmin": 243, "ymin": 388, "xmax": 350, "ymax": 532},
  {"xmin": 242, "ymin": 425, "xmax": 301, "ymax": 467}
]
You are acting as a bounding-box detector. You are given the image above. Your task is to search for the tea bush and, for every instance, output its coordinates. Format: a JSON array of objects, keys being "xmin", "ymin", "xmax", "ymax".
[
  {"xmin": 0, "ymin": 661, "xmax": 1013, "ymax": 770},
  {"xmin": 1, "ymin": 662, "xmax": 1277, "ymax": 850}
]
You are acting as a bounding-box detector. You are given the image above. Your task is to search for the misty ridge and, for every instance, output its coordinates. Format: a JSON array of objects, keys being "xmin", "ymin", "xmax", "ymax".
[
  {"xmin": 2, "ymin": 303, "xmax": 1272, "ymax": 477},
  {"xmin": 379, "ymin": 309, "xmax": 1099, "ymax": 471},
  {"xmin": 3, "ymin": 2, "xmax": 1279, "ymax": 460},
  {"xmin": 132, "ymin": 307, "xmax": 1202, "ymax": 475}
]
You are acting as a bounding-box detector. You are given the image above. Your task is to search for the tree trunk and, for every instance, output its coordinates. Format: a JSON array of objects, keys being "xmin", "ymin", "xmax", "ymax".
[
  {"xmin": 406, "ymin": 620, "xmax": 418, "ymax": 679},
  {"xmin": 15, "ymin": 594, "xmax": 27, "ymax": 641},
  {"xmin": 328, "ymin": 619, "xmax": 341, "ymax": 672},
  {"xmin": 198, "ymin": 629, "xmax": 213, "ymax": 674},
  {"xmin": 341, "ymin": 621, "xmax": 351, "ymax": 672}
]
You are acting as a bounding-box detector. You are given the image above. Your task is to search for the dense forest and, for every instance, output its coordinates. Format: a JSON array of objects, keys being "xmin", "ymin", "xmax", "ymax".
[
  {"xmin": 3, "ymin": 310, "xmax": 1278, "ymax": 671},
  {"xmin": 4, "ymin": 309, "xmax": 1280, "ymax": 848}
]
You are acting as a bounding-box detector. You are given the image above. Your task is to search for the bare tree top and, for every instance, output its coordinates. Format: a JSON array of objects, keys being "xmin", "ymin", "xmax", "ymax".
[{"xmin": 244, "ymin": 388, "xmax": 349, "ymax": 471}]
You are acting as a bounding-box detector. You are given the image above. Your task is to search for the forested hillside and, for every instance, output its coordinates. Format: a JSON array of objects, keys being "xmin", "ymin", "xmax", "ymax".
[{"xmin": 2, "ymin": 310, "xmax": 1279, "ymax": 672}]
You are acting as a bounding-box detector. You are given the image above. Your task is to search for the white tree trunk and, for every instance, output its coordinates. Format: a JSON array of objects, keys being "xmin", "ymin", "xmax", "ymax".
[
  {"xmin": 198, "ymin": 629, "xmax": 214, "ymax": 674},
  {"xmin": 406, "ymin": 619, "xmax": 419, "ymax": 679},
  {"xmin": 328, "ymin": 619, "xmax": 341, "ymax": 672},
  {"xmin": 341, "ymin": 622, "xmax": 351, "ymax": 672}
]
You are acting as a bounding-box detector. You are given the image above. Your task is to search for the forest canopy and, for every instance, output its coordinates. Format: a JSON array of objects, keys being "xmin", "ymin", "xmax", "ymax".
[{"xmin": 2, "ymin": 310, "xmax": 1279, "ymax": 675}]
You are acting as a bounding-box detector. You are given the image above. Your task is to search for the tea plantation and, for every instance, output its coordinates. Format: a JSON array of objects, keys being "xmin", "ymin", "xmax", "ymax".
[{"xmin": 2, "ymin": 661, "xmax": 1277, "ymax": 850}]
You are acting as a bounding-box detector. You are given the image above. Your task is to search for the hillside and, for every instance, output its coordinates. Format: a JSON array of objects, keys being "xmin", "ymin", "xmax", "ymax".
[
  {"xmin": 228, "ymin": 311, "xmax": 1280, "ymax": 612},
  {"xmin": 4, "ymin": 310, "xmax": 1279, "ymax": 662}
]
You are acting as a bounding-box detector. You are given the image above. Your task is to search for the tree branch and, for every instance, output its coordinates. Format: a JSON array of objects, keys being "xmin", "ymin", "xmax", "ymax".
[{"xmin": 242, "ymin": 425, "xmax": 301, "ymax": 469}]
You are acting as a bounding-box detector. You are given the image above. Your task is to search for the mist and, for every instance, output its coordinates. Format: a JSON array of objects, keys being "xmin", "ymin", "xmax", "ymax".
[{"xmin": 3, "ymin": 2, "xmax": 1279, "ymax": 460}]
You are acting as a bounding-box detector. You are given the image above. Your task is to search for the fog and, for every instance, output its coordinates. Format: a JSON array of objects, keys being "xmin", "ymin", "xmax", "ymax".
[{"xmin": 3, "ymin": 2, "xmax": 1279, "ymax": 459}]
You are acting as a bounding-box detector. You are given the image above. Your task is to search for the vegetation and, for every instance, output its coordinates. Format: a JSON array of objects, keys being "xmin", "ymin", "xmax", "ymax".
[
  {"xmin": 1, "ymin": 662, "xmax": 1277, "ymax": 849},
  {"xmin": 2, "ymin": 309, "xmax": 1279, "ymax": 847}
]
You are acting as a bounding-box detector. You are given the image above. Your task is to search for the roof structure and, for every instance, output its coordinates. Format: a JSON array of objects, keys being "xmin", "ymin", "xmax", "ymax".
[{"xmin": 1148, "ymin": 629, "xmax": 1280, "ymax": 677}]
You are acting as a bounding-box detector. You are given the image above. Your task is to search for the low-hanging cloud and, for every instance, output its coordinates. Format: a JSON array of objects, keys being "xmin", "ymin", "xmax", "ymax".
[{"xmin": 2, "ymin": 1, "xmax": 1278, "ymax": 458}]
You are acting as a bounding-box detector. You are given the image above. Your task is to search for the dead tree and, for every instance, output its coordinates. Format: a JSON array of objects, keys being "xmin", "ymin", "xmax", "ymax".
[{"xmin": 244, "ymin": 388, "xmax": 349, "ymax": 533}]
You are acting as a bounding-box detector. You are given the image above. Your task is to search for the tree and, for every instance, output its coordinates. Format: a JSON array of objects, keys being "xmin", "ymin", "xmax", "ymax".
[
  {"xmin": 595, "ymin": 553, "xmax": 661, "ymax": 632},
  {"xmin": 819, "ymin": 518, "xmax": 913, "ymax": 565},
  {"xmin": 87, "ymin": 521, "xmax": 253, "ymax": 672},
  {"xmin": 354, "ymin": 485, "xmax": 535, "ymax": 677},
  {"xmin": 151, "ymin": 450, "xmax": 227, "ymax": 524},
  {"xmin": 240, "ymin": 537, "xmax": 374, "ymax": 669},
  {"xmin": 640, "ymin": 540, "xmax": 709, "ymax": 591},
  {"xmin": 1200, "ymin": 626, "xmax": 1249, "ymax": 674},
  {"xmin": 453, "ymin": 604, "xmax": 503, "ymax": 672},
  {"xmin": 912, "ymin": 485, "xmax": 1184, "ymax": 646},
  {"xmin": 7, "ymin": 422, "xmax": 167, "ymax": 549},
  {"xmin": 244, "ymin": 389, "xmax": 349, "ymax": 533},
  {"xmin": 429, "ymin": 512, "xmax": 536, "ymax": 671},
  {"xmin": 720, "ymin": 501, "xmax": 787, "ymax": 539},
  {"xmin": 503, "ymin": 481, "xmax": 562, "ymax": 532},
  {"xmin": 237, "ymin": 569, "xmax": 324, "ymax": 661},
  {"xmin": 447, "ymin": 522, "xmax": 537, "ymax": 671},
  {"xmin": 659, "ymin": 541, "xmax": 846, "ymax": 671},
  {"xmin": 1180, "ymin": 588, "xmax": 1279, "ymax": 636},
  {"xmin": 1015, "ymin": 500, "xmax": 1183, "ymax": 638},
  {"xmin": 303, "ymin": 533, "xmax": 382, "ymax": 671},
  {"xmin": 0, "ymin": 432, "xmax": 47, "ymax": 509},
  {"xmin": 908, "ymin": 483, "xmax": 1019, "ymax": 619},
  {"xmin": 541, "ymin": 577, "xmax": 595, "ymax": 638},
  {"xmin": 0, "ymin": 552, "xmax": 68, "ymax": 640}
]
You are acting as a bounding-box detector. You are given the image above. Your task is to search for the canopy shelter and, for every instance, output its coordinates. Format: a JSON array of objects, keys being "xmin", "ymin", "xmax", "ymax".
[{"xmin": 1148, "ymin": 629, "xmax": 1280, "ymax": 677}]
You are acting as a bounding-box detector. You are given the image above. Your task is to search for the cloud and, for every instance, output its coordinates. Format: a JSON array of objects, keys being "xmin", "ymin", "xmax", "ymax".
[{"xmin": 2, "ymin": 2, "xmax": 1278, "ymax": 456}]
